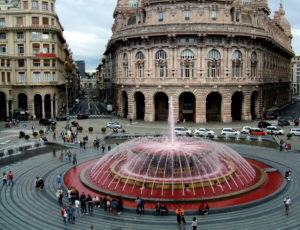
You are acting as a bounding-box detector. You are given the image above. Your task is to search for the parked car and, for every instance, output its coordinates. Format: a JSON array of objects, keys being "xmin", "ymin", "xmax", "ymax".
[
  {"xmin": 56, "ymin": 115, "xmax": 68, "ymax": 121},
  {"xmin": 249, "ymin": 128, "xmax": 267, "ymax": 136},
  {"xmin": 290, "ymin": 128, "xmax": 300, "ymax": 136},
  {"xmin": 77, "ymin": 114, "xmax": 89, "ymax": 120},
  {"xmin": 39, "ymin": 119, "xmax": 56, "ymax": 126},
  {"xmin": 221, "ymin": 128, "xmax": 240, "ymax": 136},
  {"xmin": 71, "ymin": 120, "xmax": 79, "ymax": 127},
  {"xmin": 277, "ymin": 120, "xmax": 290, "ymax": 126},
  {"xmin": 194, "ymin": 128, "xmax": 215, "ymax": 136},
  {"xmin": 258, "ymin": 121, "xmax": 272, "ymax": 128},
  {"xmin": 266, "ymin": 126, "xmax": 284, "ymax": 135},
  {"xmin": 174, "ymin": 127, "xmax": 192, "ymax": 136},
  {"xmin": 241, "ymin": 126, "xmax": 252, "ymax": 134},
  {"xmin": 263, "ymin": 111, "xmax": 279, "ymax": 120},
  {"xmin": 106, "ymin": 121, "xmax": 122, "ymax": 129}
]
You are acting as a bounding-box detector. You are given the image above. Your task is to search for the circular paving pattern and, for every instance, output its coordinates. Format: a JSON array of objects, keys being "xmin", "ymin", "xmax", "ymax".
[{"xmin": 1, "ymin": 143, "xmax": 300, "ymax": 230}]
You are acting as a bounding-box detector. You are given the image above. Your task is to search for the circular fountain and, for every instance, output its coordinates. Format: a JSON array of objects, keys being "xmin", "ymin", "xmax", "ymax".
[{"xmin": 81, "ymin": 136, "xmax": 266, "ymax": 202}]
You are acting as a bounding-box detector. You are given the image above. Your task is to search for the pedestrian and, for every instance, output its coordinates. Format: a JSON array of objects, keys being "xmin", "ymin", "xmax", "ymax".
[
  {"xmin": 75, "ymin": 199, "xmax": 81, "ymax": 217},
  {"xmin": 72, "ymin": 153, "xmax": 77, "ymax": 165},
  {"xmin": 108, "ymin": 145, "xmax": 111, "ymax": 151},
  {"xmin": 279, "ymin": 143, "xmax": 283, "ymax": 152},
  {"xmin": 284, "ymin": 143, "xmax": 289, "ymax": 152},
  {"xmin": 80, "ymin": 141, "xmax": 83, "ymax": 148},
  {"xmin": 56, "ymin": 188, "xmax": 64, "ymax": 205},
  {"xmin": 67, "ymin": 206, "xmax": 75, "ymax": 223},
  {"xmin": 58, "ymin": 151, "xmax": 63, "ymax": 162},
  {"xmin": 191, "ymin": 217, "xmax": 198, "ymax": 230},
  {"xmin": 67, "ymin": 151, "xmax": 72, "ymax": 163},
  {"xmin": 35, "ymin": 177, "xmax": 40, "ymax": 190},
  {"xmin": 52, "ymin": 147, "xmax": 56, "ymax": 157},
  {"xmin": 56, "ymin": 174, "xmax": 62, "ymax": 188},
  {"xmin": 129, "ymin": 118, "xmax": 132, "ymax": 125},
  {"xmin": 7, "ymin": 171, "xmax": 14, "ymax": 186},
  {"xmin": 53, "ymin": 132, "xmax": 56, "ymax": 140},
  {"xmin": 176, "ymin": 207, "xmax": 184, "ymax": 225},
  {"xmin": 2, "ymin": 172, "xmax": 7, "ymax": 186},
  {"xmin": 284, "ymin": 197, "xmax": 292, "ymax": 215},
  {"xmin": 61, "ymin": 207, "xmax": 68, "ymax": 224},
  {"xmin": 178, "ymin": 214, "xmax": 186, "ymax": 230},
  {"xmin": 86, "ymin": 194, "xmax": 93, "ymax": 214},
  {"xmin": 32, "ymin": 125, "xmax": 35, "ymax": 132},
  {"xmin": 83, "ymin": 141, "xmax": 86, "ymax": 150},
  {"xmin": 101, "ymin": 145, "xmax": 105, "ymax": 153},
  {"xmin": 80, "ymin": 192, "xmax": 87, "ymax": 214}
]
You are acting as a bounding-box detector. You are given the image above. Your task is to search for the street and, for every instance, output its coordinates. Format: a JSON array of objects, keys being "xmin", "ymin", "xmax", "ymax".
[{"xmin": 70, "ymin": 98, "xmax": 107, "ymax": 115}]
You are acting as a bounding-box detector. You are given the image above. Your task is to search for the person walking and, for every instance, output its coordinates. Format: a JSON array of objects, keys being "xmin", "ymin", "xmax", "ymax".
[
  {"xmin": 86, "ymin": 194, "xmax": 93, "ymax": 215},
  {"xmin": 7, "ymin": 171, "xmax": 14, "ymax": 186},
  {"xmin": 75, "ymin": 199, "xmax": 81, "ymax": 217},
  {"xmin": 67, "ymin": 206, "xmax": 75, "ymax": 224},
  {"xmin": 191, "ymin": 217, "xmax": 198, "ymax": 230},
  {"xmin": 56, "ymin": 174, "xmax": 62, "ymax": 189},
  {"xmin": 53, "ymin": 132, "xmax": 56, "ymax": 140},
  {"xmin": 2, "ymin": 172, "xmax": 7, "ymax": 186},
  {"xmin": 101, "ymin": 145, "xmax": 105, "ymax": 153},
  {"xmin": 80, "ymin": 192, "xmax": 87, "ymax": 214},
  {"xmin": 72, "ymin": 153, "xmax": 77, "ymax": 165},
  {"xmin": 61, "ymin": 207, "xmax": 68, "ymax": 224},
  {"xmin": 284, "ymin": 197, "xmax": 292, "ymax": 215}
]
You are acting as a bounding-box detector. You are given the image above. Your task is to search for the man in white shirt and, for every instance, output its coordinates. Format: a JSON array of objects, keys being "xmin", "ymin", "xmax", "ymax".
[
  {"xmin": 75, "ymin": 199, "xmax": 81, "ymax": 217},
  {"xmin": 284, "ymin": 197, "xmax": 291, "ymax": 215}
]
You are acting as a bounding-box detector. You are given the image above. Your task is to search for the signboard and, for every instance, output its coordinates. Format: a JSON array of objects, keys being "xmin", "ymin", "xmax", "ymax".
[
  {"xmin": 35, "ymin": 53, "xmax": 56, "ymax": 57},
  {"xmin": 107, "ymin": 104, "xmax": 112, "ymax": 112}
]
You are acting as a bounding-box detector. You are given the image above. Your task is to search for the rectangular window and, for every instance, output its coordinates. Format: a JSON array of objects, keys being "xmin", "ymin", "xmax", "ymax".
[
  {"xmin": 1, "ymin": 59, "xmax": 5, "ymax": 67},
  {"xmin": 18, "ymin": 72, "xmax": 25, "ymax": 82},
  {"xmin": 32, "ymin": 0, "xmax": 38, "ymax": 9},
  {"xmin": 33, "ymin": 59, "xmax": 40, "ymax": 67},
  {"xmin": 52, "ymin": 72, "xmax": 56, "ymax": 81},
  {"xmin": 184, "ymin": 11, "xmax": 190, "ymax": 21},
  {"xmin": 32, "ymin": 32, "xmax": 41, "ymax": 39},
  {"xmin": 52, "ymin": 60, "xmax": 56, "ymax": 67},
  {"xmin": 7, "ymin": 60, "xmax": 10, "ymax": 67},
  {"xmin": 17, "ymin": 17, "xmax": 24, "ymax": 25},
  {"xmin": 42, "ymin": 32, "xmax": 49, "ymax": 39},
  {"xmin": 0, "ymin": 18, "xmax": 5, "ymax": 26},
  {"xmin": 17, "ymin": 44, "xmax": 25, "ymax": 54},
  {"xmin": 0, "ymin": 33, "xmax": 6, "ymax": 40},
  {"xmin": 0, "ymin": 45, "xmax": 6, "ymax": 54},
  {"xmin": 32, "ymin": 44, "xmax": 40, "ymax": 53},
  {"xmin": 51, "ymin": 3, "xmax": 54, "ymax": 11},
  {"xmin": 51, "ymin": 44, "xmax": 55, "ymax": 53},
  {"xmin": 1, "ymin": 72, "xmax": 5, "ymax": 82},
  {"xmin": 44, "ymin": 60, "xmax": 50, "ymax": 67},
  {"xmin": 23, "ymin": 1, "xmax": 28, "ymax": 9},
  {"xmin": 158, "ymin": 12, "xmax": 164, "ymax": 22},
  {"xmin": 17, "ymin": 32, "xmax": 24, "ymax": 39},
  {"xmin": 211, "ymin": 10, "xmax": 217, "ymax": 20},
  {"xmin": 33, "ymin": 72, "xmax": 40, "ymax": 82},
  {"xmin": 32, "ymin": 17, "xmax": 39, "ymax": 25},
  {"xmin": 42, "ymin": 17, "xmax": 49, "ymax": 25},
  {"xmin": 18, "ymin": 59, "xmax": 25, "ymax": 67},
  {"xmin": 7, "ymin": 72, "xmax": 10, "ymax": 83},
  {"xmin": 44, "ymin": 72, "xmax": 50, "ymax": 81},
  {"xmin": 42, "ymin": 1, "xmax": 48, "ymax": 10},
  {"xmin": 51, "ymin": 18, "xmax": 54, "ymax": 26},
  {"xmin": 43, "ymin": 44, "xmax": 50, "ymax": 53}
]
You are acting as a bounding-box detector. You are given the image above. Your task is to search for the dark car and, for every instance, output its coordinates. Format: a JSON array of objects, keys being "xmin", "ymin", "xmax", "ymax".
[
  {"xmin": 77, "ymin": 114, "xmax": 89, "ymax": 120},
  {"xmin": 277, "ymin": 120, "xmax": 290, "ymax": 126},
  {"xmin": 258, "ymin": 121, "xmax": 272, "ymax": 128},
  {"xmin": 56, "ymin": 115, "xmax": 68, "ymax": 121},
  {"xmin": 39, "ymin": 119, "xmax": 56, "ymax": 126}
]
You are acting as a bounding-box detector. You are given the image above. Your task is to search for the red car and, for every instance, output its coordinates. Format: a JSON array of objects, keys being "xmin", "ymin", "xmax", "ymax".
[{"xmin": 250, "ymin": 128, "xmax": 267, "ymax": 135}]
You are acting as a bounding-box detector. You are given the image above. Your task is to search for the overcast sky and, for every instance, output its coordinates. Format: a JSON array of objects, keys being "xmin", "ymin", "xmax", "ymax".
[{"xmin": 56, "ymin": 0, "xmax": 300, "ymax": 72}]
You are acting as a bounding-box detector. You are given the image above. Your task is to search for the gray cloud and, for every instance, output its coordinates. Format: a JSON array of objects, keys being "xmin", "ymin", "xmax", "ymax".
[{"xmin": 56, "ymin": 0, "xmax": 299, "ymax": 71}]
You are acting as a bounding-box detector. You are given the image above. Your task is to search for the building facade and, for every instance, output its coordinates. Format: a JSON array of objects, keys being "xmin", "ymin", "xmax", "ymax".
[
  {"xmin": 75, "ymin": 60, "xmax": 85, "ymax": 77},
  {"xmin": 104, "ymin": 0, "xmax": 294, "ymax": 123},
  {"xmin": 291, "ymin": 56, "xmax": 300, "ymax": 95},
  {"xmin": 0, "ymin": 0, "xmax": 73, "ymax": 120}
]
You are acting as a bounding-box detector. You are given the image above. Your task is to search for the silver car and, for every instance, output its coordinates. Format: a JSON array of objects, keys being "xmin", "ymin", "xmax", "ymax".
[{"xmin": 194, "ymin": 128, "xmax": 215, "ymax": 136}]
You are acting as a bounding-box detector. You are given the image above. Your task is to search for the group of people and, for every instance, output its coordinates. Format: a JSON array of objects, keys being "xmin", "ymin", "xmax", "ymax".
[
  {"xmin": 279, "ymin": 140, "xmax": 290, "ymax": 152},
  {"xmin": 176, "ymin": 207, "xmax": 199, "ymax": 230},
  {"xmin": 135, "ymin": 196, "xmax": 145, "ymax": 214},
  {"xmin": 57, "ymin": 150, "xmax": 77, "ymax": 165},
  {"xmin": 154, "ymin": 202, "xmax": 168, "ymax": 215},
  {"xmin": 34, "ymin": 177, "xmax": 44, "ymax": 190},
  {"xmin": 2, "ymin": 171, "xmax": 14, "ymax": 186},
  {"xmin": 199, "ymin": 202, "xmax": 210, "ymax": 215}
]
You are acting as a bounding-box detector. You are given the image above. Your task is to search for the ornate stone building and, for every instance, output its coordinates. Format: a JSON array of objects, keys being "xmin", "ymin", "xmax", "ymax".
[
  {"xmin": 0, "ymin": 0, "xmax": 76, "ymax": 120},
  {"xmin": 104, "ymin": 0, "xmax": 294, "ymax": 123}
]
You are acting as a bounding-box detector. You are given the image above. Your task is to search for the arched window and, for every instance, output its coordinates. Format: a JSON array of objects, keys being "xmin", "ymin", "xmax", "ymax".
[
  {"xmin": 123, "ymin": 53, "xmax": 128, "ymax": 78},
  {"xmin": 136, "ymin": 51, "xmax": 144, "ymax": 78},
  {"xmin": 180, "ymin": 49, "xmax": 194, "ymax": 78},
  {"xmin": 232, "ymin": 50, "xmax": 243, "ymax": 78},
  {"xmin": 155, "ymin": 50, "xmax": 167, "ymax": 78},
  {"xmin": 207, "ymin": 49, "xmax": 221, "ymax": 78},
  {"xmin": 129, "ymin": 0, "xmax": 138, "ymax": 8},
  {"xmin": 250, "ymin": 52, "xmax": 257, "ymax": 77}
]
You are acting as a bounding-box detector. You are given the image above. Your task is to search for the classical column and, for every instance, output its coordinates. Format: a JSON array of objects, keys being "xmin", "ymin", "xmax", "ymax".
[
  {"xmin": 55, "ymin": 99, "xmax": 58, "ymax": 117},
  {"xmin": 144, "ymin": 93, "xmax": 154, "ymax": 122},
  {"xmin": 243, "ymin": 93, "xmax": 251, "ymax": 121},
  {"xmin": 6, "ymin": 100, "xmax": 9, "ymax": 117},
  {"xmin": 127, "ymin": 91, "xmax": 135, "ymax": 120},
  {"xmin": 222, "ymin": 95, "xmax": 232, "ymax": 123},
  {"xmin": 50, "ymin": 98, "xmax": 54, "ymax": 118},
  {"xmin": 195, "ymin": 94, "xmax": 206, "ymax": 123},
  {"xmin": 31, "ymin": 100, "xmax": 35, "ymax": 116},
  {"xmin": 42, "ymin": 99, "xmax": 45, "ymax": 119}
]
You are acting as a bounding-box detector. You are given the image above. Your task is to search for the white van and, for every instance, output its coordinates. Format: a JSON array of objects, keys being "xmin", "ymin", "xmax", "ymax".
[{"xmin": 290, "ymin": 128, "xmax": 300, "ymax": 136}]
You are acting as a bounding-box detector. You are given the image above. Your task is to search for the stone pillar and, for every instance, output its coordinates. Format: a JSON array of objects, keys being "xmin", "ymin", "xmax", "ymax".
[
  {"xmin": 196, "ymin": 94, "xmax": 206, "ymax": 123},
  {"xmin": 50, "ymin": 98, "xmax": 54, "ymax": 118},
  {"xmin": 127, "ymin": 91, "xmax": 135, "ymax": 120},
  {"xmin": 172, "ymin": 96, "xmax": 179, "ymax": 123},
  {"xmin": 6, "ymin": 100, "xmax": 9, "ymax": 117},
  {"xmin": 243, "ymin": 92, "xmax": 251, "ymax": 121},
  {"xmin": 55, "ymin": 99, "xmax": 58, "ymax": 117},
  {"xmin": 222, "ymin": 95, "xmax": 232, "ymax": 123},
  {"xmin": 31, "ymin": 100, "xmax": 35, "ymax": 117},
  {"xmin": 144, "ymin": 93, "xmax": 154, "ymax": 122},
  {"xmin": 42, "ymin": 99, "xmax": 45, "ymax": 119}
]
